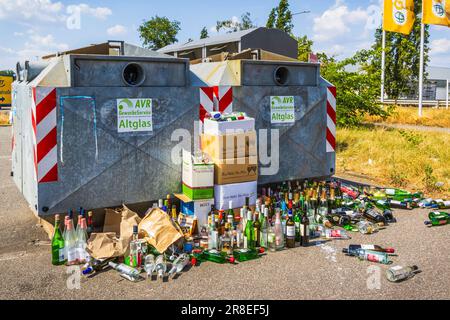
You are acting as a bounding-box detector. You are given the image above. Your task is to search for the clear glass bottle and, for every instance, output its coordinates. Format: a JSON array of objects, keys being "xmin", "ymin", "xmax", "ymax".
[{"xmin": 386, "ymin": 265, "xmax": 419, "ymax": 282}]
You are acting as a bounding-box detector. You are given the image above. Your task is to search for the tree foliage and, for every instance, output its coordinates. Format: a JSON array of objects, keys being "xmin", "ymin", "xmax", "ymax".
[
  {"xmin": 138, "ymin": 16, "xmax": 181, "ymax": 50},
  {"xmin": 297, "ymin": 35, "xmax": 313, "ymax": 62},
  {"xmin": 266, "ymin": 0, "xmax": 293, "ymax": 34},
  {"xmin": 200, "ymin": 27, "xmax": 209, "ymax": 39},
  {"xmin": 370, "ymin": 0, "xmax": 430, "ymax": 100},
  {"xmin": 320, "ymin": 50, "xmax": 389, "ymax": 127},
  {"xmin": 0, "ymin": 70, "xmax": 14, "ymax": 77},
  {"xmin": 216, "ymin": 12, "xmax": 256, "ymax": 33}
]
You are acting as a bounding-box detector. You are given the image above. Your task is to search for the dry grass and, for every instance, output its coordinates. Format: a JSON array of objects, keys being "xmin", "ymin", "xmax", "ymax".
[
  {"xmin": 0, "ymin": 111, "xmax": 11, "ymax": 126},
  {"xmin": 336, "ymin": 126, "xmax": 450, "ymax": 198},
  {"xmin": 365, "ymin": 106, "xmax": 450, "ymax": 128}
]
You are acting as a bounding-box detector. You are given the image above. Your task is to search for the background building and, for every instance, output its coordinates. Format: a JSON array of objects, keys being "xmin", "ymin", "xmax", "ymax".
[{"xmin": 158, "ymin": 27, "xmax": 298, "ymax": 60}]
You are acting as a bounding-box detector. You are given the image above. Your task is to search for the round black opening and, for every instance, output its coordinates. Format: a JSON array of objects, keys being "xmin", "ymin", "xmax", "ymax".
[
  {"xmin": 274, "ymin": 66, "xmax": 289, "ymax": 86},
  {"xmin": 122, "ymin": 63, "xmax": 145, "ymax": 86},
  {"xmin": 330, "ymin": 168, "xmax": 335, "ymax": 173}
]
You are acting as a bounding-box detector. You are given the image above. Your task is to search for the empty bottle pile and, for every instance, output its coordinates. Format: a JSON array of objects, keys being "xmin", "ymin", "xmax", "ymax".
[{"xmin": 51, "ymin": 179, "xmax": 449, "ymax": 282}]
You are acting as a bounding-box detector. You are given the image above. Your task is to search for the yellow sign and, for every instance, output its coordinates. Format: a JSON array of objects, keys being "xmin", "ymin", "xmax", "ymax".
[
  {"xmin": 0, "ymin": 75, "xmax": 13, "ymax": 107},
  {"xmin": 383, "ymin": 0, "xmax": 416, "ymax": 35},
  {"xmin": 423, "ymin": 0, "xmax": 450, "ymax": 27}
]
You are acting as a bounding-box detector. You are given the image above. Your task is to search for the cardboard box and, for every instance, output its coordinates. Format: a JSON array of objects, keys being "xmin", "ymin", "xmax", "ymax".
[
  {"xmin": 182, "ymin": 183, "xmax": 214, "ymax": 200},
  {"xmin": 174, "ymin": 193, "xmax": 214, "ymax": 228},
  {"xmin": 214, "ymin": 181, "xmax": 257, "ymax": 210},
  {"xmin": 182, "ymin": 149, "xmax": 214, "ymax": 187},
  {"xmin": 201, "ymin": 131, "xmax": 257, "ymax": 160},
  {"xmin": 214, "ymin": 156, "xmax": 258, "ymax": 185},
  {"xmin": 203, "ymin": 117, "xmax": 255, "ymax": 135}
]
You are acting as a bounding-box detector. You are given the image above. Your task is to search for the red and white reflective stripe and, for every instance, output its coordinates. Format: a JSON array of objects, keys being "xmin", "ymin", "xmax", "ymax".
[
  {"xmin": 33, "ymin": 87, "xmax": 58, "ymax": 183},
  {"xmin": 199, "ymin": 87, "xmax": 214, "ymax": 123},
  {"xmin": 213, "ymin": 86, "xmax": 233, "ymax": 114},
  {"xmin": 199, "ymin": 86, "xmax": 233, "ymax": 123},
  {"xmin": 326, "ymin": 86, "xmax": 337, "ymax": 153}
]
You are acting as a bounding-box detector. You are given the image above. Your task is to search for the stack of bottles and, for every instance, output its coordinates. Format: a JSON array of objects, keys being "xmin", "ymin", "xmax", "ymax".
[{"xmin": 51, "ymin": 208, "xmax": 93, "ymax": 266}]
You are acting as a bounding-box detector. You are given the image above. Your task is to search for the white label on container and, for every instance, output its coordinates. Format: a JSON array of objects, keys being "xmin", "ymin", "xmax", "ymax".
[
  {"xmin": 270, "ymin": 96, "xmax": 295, "ymax": 124},
  {"xmin": 286, "ymin": 226, "xmax": 295, "ymax": 237},
  {"xmin": 67, "ymin": 248, "xmax": 77, "ymax": 262},
  {"xmin": 361, "ymin": 245, "xmax": 375, "ymax": 250},
  {"xmin": 59, "ymin": 248, "xmax": 65, "ymax": 262},
  {"xmin": 117, "ymin": 98, "xmax": 153, "ymax": 133}
]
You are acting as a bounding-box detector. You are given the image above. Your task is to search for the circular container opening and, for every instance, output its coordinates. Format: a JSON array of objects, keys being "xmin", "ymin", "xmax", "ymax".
[
  {"xmin": 274, "ymin": 66, "xmax": 289, "ymax": 86},
  {"xmin": 122, "ymin": 63, "xmax": 145, "ymax": 86}
]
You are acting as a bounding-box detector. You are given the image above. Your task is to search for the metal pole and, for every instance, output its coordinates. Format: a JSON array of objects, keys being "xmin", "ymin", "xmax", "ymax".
[
  {"xmin": 381, "ymin": 29, "xmax": 386, "ymax": 104},
  {"xmin": 418, "ymin": 11, "xmax": 425, "ymax": 117},
  {"xmin": 446, "ymin": 79, "xmax": 449, "ymax": 110}
]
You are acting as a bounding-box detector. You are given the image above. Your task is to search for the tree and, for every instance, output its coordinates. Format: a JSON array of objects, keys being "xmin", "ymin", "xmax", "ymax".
[
  {"xmin": 216, "ymin": 12, "xmax": 256, "ymax": 33},
  {"xmin": 138, "ymin": 16, "xmax": 181, "ymax": 50},
  {"xmin": 200, "ymin": 27, "xmax": 209, "ymax": 39},
  {"xmin": 266, "ymin": 8, "xmax": 277, "ymax": 28},
  {"xmin": 266, "ymin": 0, "xmax": 293, "ymax": 34},
  {"xmin": 370, "ymin": 0, "xmax": 430, "ymax": 100},
  {"xmin": 320, "ymin": 51, "xmax": 389, "ymax": 127},
  {"xmin": 297, "ymin": 35, "xmax": 313, "ymax": 62},
  {"xmin": 0, "ymin": 70, "xmax": 14, "ymax": 77}
]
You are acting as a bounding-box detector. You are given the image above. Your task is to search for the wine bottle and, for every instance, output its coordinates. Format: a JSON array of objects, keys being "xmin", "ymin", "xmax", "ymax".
[
  {"xmin": 285, "ymin": 210, "xmax": 296, "ymax": 248},
  {"xmin": 51, "ymin": 214, "xmax": 66, "ymax": 266}
]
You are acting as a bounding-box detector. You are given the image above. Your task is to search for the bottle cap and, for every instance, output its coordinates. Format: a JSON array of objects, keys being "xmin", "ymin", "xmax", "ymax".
[
  {"xmin": 342, "ymin": 248, "xmax": 349, "ymax": 254},
  {"xmin": 411, "ymin": 265, "xmax": 419, "ymax": 271},
  {"xmin": 133, "ymin": 225, "xmax": 138, "ymax": 234},
  {"xmin": 229, "ymin": 200, "xmax": 233, "ymax": 209},
  {"xmin": 385, "ymin": 247, "xmax": 395, "ymax": 253}
]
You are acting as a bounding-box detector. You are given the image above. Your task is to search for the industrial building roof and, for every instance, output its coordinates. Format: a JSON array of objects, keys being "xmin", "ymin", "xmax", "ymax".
[{"xmin": 158, "ymin": 28, "xmax": 258, "ymax": 53}]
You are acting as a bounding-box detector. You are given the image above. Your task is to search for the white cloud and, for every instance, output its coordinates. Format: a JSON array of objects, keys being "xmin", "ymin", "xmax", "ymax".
[
  {"xmin": 313, "ymin": 0, "xmax": 371, "ymax": 42},
  {"xmin": 67, "ymin": 3, "xmax": 112, "ymax": 20},
  {"xmin": 430, "ymin": 38, "xmax": 450, "ymax": 55},
  {"xmin": 107, "ymin": 24, "xmax": 127, "ymax": 36},
  {"xmin": 0, "ymin": 0, "xmax": 111, "ymax": 22}
]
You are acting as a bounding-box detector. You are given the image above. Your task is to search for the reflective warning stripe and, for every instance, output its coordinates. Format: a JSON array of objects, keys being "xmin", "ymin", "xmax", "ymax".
[
  {"xmin": 199, "ymin": 86, "xmax": 233, "ymax": 123},
  {"xmin": 33, "ymin": 87, "xmax": 58, "ymax": 183},
  {"xmin": 326, "ymin": 86, "xmax": 337, "ymax": 153}
]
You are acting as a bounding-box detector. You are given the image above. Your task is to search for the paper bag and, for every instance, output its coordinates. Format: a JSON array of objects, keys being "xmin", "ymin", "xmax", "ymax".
[
  {"xmin": 86, "ymin": 233, "xmax": 122, "ymax": 260},
  {"xmin": 138, "ymin": 207, "xmax": 183, "ymax": 253},
  {"xmin": 86, "ymin": 205, "xmax": 141, "ymax": 259}
]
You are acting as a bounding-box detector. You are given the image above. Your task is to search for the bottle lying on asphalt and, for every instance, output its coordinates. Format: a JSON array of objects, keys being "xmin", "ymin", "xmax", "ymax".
[
  {"xmin": 386, "ymin": 265, "xmax": 420, "ymax": 282},
  {"xmin": 424, "ymin": 211, "xmax": 450, "ymax": 227}
]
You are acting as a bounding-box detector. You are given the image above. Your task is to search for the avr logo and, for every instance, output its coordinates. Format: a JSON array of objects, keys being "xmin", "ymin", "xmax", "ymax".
[
  {"xmin": 393, "ymin": 0, "xmax": 407, "ymax": 25},
  {"xmin": 432, "ymin": 0, "xmax": 445, "ymax": 18},
  {"xmin": 118, "ymin": 98, "xmax": 133, "ymax": 110}
]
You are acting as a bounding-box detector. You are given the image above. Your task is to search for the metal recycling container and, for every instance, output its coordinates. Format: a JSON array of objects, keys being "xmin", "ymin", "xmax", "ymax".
[
  {"xmin": 191, "ymin": 59, "xmax": 336, "ymax": 185},
  {"xmin": 12, "ymin": 52, "xmax": 197, "ymax": 216}
]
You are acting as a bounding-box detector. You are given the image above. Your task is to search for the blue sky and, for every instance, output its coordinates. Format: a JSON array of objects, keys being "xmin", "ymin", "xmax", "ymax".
[{"xmin": 1, "ymin": 0, "xmax": 449, "ymax": 70}]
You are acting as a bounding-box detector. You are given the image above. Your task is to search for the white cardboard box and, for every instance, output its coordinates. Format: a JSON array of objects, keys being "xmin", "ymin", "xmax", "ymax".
[
  {"xmin": 182, "ymin": 150, "xmax": 214, "ymax": 188},
  {"xmin": 214, "ymin": 180, "xmax": 257, "ymax": 210},
  {"xmin": 203, "ymin": 117, "xmax": 255, "ymax": 135}
]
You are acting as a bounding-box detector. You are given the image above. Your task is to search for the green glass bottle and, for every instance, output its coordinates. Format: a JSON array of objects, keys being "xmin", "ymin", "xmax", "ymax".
[
  {"xmin": 203, "ymin": 249, "xmax": 235, "ymax": 264},
  {"xmin": 244, "ymin": 210, "xmax": 255, "ymax": 249},
  {"xmin": 51, "ymin": 214, "xmax": 66, "ymax": 266},
  {"xmin": 293, "ymin": 206, "xmax": 302, "ymax": 242},
  {"xmin": 233, "ymin": 248, "xmax": 263, "ymax": 262},
  {"xmin": 425, "ymin": 211, "xmax": 450, "ymax": 226}
]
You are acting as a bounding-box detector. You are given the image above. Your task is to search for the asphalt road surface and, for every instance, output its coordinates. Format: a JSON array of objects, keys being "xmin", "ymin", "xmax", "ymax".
[{"xmin": 0, "ymin": 126, "xmax": 449, "ymax": 300}]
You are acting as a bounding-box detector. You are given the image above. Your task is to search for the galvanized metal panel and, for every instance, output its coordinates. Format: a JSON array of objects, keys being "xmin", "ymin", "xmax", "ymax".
[
  {"xmin": 234, "ymin": 85, "xmax": 331, "ymax": 184},
  {"xmin": 69, "ymin": 55, "xmax": 190, "ymax": 88},
  {"xmin": 36, "ymin": 86, "xmax": 198, "ymax": 215},
  {"xmin": 241, "ymin": 60, "xmax": 319, "ymax": 87}
]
